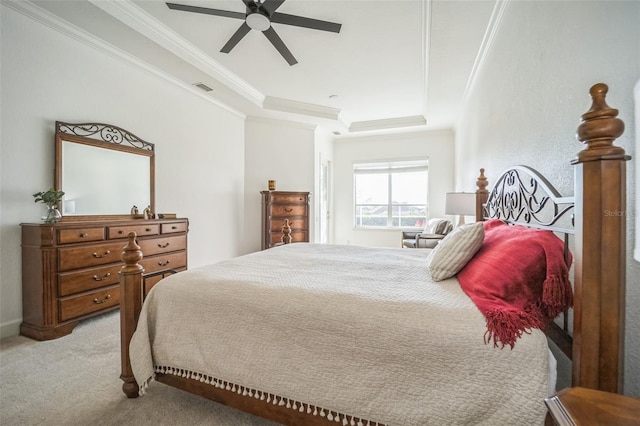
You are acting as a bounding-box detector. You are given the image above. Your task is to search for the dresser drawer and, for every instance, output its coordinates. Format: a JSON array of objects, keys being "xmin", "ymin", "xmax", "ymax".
[
  {"xmin": 269, "ymin": 193, "xmax": 308, "ymax": 204},
  {"xmin": 57, "ymin": 227, "xmax": 105, "ymax": 244},
  {"xmin": 270, "ymin": 204, "xmax": 307, "ymax": 217},
  {"xmin": 269, "ymin": 217, "xmax": 307, "ymax": 232},
  {"xmin": 58, "ymin": 241, "xmax": 126, "ymax": 272},
  {"xmin": 138, "ymin": 235, "xmax": 186, "ymax": 257},
  {"xmin": 140, "ymin": 251, "xmax": 187, "ymax": 273},
  {"xmin": 107, "ymin": 223, "xmax": 159, "ymax": 239},
  {"xmin": 59, "ymin": 285, "xmax": 119, "ymax": 322},
  {"xmin": 59, "ymin": 264, "xmax": 122, "ymax": 296},
  {"xmin": 269, "ymin": 231, "xmax": 307, "ymax": 247},
  {"xmin": 143, "ymin": 268, "xmax": 185, "ymax": 295},
  {"xmin": 161, "ymin": 221, "xmax": 187, "ymax": 234}
]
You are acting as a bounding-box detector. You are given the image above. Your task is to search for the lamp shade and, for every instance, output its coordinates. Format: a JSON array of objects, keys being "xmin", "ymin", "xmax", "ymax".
[{"xmin": 445, "ymin": 192, "xmax": 476, "ymax": 216}]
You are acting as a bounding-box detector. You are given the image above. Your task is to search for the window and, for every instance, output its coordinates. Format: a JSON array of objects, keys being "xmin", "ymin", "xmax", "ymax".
[{"xmin": 354, "ymin": 160, "xmax": 428, "ymax": 228}]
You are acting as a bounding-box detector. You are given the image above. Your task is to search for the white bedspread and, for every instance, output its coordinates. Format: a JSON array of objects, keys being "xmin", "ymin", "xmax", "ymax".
[{"xmin": 130, "ymin": 243, "xmax": 551, "ymax": 425}]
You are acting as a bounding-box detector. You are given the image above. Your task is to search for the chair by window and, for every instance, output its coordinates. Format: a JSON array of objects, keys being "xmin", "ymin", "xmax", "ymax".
[{"xmin": 401, "ymin": 218, "xmax": 453, "ymax": 248}]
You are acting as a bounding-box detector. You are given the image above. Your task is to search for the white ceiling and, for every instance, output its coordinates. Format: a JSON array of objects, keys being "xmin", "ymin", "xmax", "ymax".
[{"xmin": 27, "ymin": 0, "xmax": 498, "ymax": 134}]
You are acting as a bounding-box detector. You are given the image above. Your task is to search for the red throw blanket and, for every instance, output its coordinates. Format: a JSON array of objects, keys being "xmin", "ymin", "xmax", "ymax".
[{"xmin": 457, "ymin": 219, "xmax": 573, "ymax": 349}]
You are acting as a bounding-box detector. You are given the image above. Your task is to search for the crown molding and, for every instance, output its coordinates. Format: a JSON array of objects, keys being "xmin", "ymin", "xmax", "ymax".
[
  {"xmin": 3, "ymin": 0, "xmax": 245, "ymax": 118},
  {"xmin": 88, "ymin": 0, "xmax": 265, "ymax": 107},
  {"xmin": 263, "ymin": 96, "xmax": 341, "ymax": 121},
  {"xmin": 461, "ymin": 0, "xmax": 509, "ymax": 104},
  {"xmin": 349, "ymin": 115, "xmax": 427, "ymax": 133}
]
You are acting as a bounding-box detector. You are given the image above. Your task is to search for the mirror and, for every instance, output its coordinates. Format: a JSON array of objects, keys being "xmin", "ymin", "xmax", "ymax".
[{"xmin": 54, "ymin": 122, "xmax": 154, "ymax": 219}]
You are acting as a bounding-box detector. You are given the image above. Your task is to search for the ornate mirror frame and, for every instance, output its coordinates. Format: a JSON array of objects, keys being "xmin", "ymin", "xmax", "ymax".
[{"xmin": 54, "ymin": 122, "xmax": 155, "ymax": 221}]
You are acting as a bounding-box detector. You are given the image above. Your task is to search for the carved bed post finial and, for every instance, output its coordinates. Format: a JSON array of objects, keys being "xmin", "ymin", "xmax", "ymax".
[
  {"xmin": 476, "ymin": 168, "xmax": 489, "ymax": 193},
  {"xmin": 121, "ymin": 232, "xmax": 143, "ymax": 269},
  {"xmin": 572, "ymin": 83, "xmax": 629, "ymax": 394},
  {"xmin": 475, "ymin": 168, "xmax": 489, "ymax": 222},
  {"xmin": 120, "ymin": 232, "xmax": 144, "ymax": 398},
  {"xmin": 575, "ymin": 83, "xmax": 626, "ymax": 162},
  {"xmin": 281, "ymin": 219, "xmax": 292, "ymax": 244}
]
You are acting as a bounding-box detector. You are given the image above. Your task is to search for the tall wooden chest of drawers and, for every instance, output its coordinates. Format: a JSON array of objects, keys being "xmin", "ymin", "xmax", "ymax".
[
  {"xmin": 20, "ymin": 218, "xmax": 188, "ymax": 340},
  {"xmin": 261, "ymin": 191, "xmax": 310, "ymax": 250}
]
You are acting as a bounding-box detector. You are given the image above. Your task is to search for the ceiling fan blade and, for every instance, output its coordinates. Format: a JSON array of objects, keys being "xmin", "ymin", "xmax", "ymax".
[
  {"xmin": 240, "ymin": 0, "xmax": 257, "ymax": 12},
  {"xmin": 263, "ymin": 27, "xmax": 297, "ymax": 65},
  {"xmin": 221, "ymin": 22, "xmax": 251, "ymax": 53},
  {"xmin": 270, "ymin": 12, "xmax": 341, "ymax": 33},
  {"xmin": 260, "ymin": 0, "xmax": 285, "ymax": 15},
  {"xmin": 166, "ymin": 2, "xmax": 245, "ymax": 20}
]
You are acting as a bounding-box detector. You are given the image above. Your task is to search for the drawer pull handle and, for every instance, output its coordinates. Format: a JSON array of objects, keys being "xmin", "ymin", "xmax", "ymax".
[
  {"xmin": 92, "ymin": 272, "xmax": 111, "ymax": 281},
  {"xmin": 80, "ymin": 233, "xmax": 88, "ymax": 238},
  {"xmin": 158, "ymin": 260, "xmax": 170, "ymax": 267},
  {"xmin": 118, "ymin": 230, "xmax": 124, "ymax": 234},
  {"xmin": 146, "ymin": 228, "xmax": 152, "ymax": 232},
  {"xmin": 93, "ymin": 294, "xmax": 111, "ymax": 304},
  {"xmin": 92, "ymin": 250, "xmax": 111, "ymax": 258},
  {"xmin": 284, "ymin": 208, "xmax": 293, "ymax": 213},
  {"xmin": 158, "ymin": 242, "xmax": 170, "ymax": 248},
  {"xmin": 171, "ymin": 226, "xmax": 177, "ymax": 230}
]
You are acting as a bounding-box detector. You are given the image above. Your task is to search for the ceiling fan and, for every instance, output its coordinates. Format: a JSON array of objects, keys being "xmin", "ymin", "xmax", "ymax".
[{"xmin": 166, "ymin": 0, "xmax": 342, "ymax": 66}]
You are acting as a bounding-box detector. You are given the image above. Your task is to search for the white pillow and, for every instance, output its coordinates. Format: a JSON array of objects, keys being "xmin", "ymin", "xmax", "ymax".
[
  {"xmin": 428, "ymin": 222, "xmax": 485, "ymax": 281},
  {"xmin": 424, "ymin": 218, "xmax": 452, "ymax": 235}
]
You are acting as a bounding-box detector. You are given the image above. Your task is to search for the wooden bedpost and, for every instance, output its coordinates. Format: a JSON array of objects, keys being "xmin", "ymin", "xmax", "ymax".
[
  {"xmin": 572, "ymin": 83, "xmax": 629, "ymax": 393},
  {"xmin": 119, "ymin": 232, "xmax": 144, "ymax": 398},
  {"xmin": 475, "ymin": 168, "xmax": 489, "ymax": 222},
  {"xmin": 281, "ymin": 219, "xmax": 292, "ymax": 244}
]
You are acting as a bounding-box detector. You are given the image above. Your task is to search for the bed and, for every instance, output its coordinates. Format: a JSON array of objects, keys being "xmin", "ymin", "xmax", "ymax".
[{"xmin": 118, "ymin": 83, "xmax": 629, "ymax": 425}]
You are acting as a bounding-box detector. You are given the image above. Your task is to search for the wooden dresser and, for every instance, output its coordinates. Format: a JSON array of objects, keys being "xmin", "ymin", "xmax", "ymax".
[
  {"xmin": 20, "ymin": 218, "xmax": 188, "ymax": 340},
  {"xmin": 261, "ymin": 191, "xmax": 310, "ymax": 249}
]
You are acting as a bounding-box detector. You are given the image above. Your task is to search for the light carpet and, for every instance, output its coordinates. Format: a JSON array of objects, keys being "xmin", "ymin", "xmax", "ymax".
[{"xmin": 0, "ymin": 311, "xmax": 277, "ymax": 426}]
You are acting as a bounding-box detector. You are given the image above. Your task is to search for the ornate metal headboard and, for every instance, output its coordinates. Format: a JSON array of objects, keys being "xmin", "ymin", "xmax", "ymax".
[
  {"xmin": 483, "ymin": 166, "xmax": 575, "ymax": 234},
  {"xmin": 480, "ymin": 165, "xmax": 575, "ymax": 359}
]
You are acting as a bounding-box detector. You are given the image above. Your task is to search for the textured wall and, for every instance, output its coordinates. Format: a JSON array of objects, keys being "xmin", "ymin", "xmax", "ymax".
[{"xmin": 454, "ymin": 1, "xmax": 640, "ymax": 396}]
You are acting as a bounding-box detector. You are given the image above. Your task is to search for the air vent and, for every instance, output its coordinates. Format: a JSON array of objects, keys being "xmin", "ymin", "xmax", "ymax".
[{"xmin": 193, "ymin": 82, "xmax": 213, "ymax": 92}]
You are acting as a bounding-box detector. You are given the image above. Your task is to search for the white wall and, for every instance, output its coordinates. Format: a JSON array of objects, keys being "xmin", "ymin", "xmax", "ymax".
[
  {"xmin": 0, "ymin": 6, "xmax": 246, "ymax": 337},
  {"xmin": 243, "ymin": 117, "xmax": 316, "ymax": 253},
  {"xmin": 333, "ymin": 129, "xmax": 454, "ymax": 247},
  {"xmin": 454, "ymin": 0, "xmax": 640, "ymax": 396}
]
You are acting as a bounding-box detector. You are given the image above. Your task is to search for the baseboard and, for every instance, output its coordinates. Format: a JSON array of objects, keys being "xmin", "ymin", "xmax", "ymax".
[{"xmin": 0, "ymin": 319, "xmax": 22, "ymax": 340}]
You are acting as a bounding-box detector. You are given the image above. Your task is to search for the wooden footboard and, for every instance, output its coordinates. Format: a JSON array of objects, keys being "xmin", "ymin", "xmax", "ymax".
[
  {"xmin": 154, "ymin": 373, "xmax": 380, "ymax": 426},
  {"xmin": 118, "ymin": 232, "xmax": 382, "ymax": 424}
]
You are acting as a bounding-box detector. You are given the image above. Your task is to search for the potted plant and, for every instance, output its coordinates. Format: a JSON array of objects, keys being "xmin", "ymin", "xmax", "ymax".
[{"xmin": 33, "ymin": 188, "xmax": 65, "ymax": 223}]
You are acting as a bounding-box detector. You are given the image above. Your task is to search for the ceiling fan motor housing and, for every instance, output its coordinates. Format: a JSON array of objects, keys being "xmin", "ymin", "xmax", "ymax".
[{"xmin": 246, "ymin": 12, "xmax": 271, "ymax": 31}]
